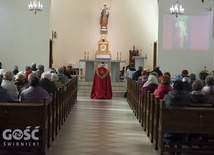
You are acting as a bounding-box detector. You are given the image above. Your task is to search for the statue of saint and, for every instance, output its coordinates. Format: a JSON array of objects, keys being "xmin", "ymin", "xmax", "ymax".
[{"xmin": 100, "ymin": 4, "xmax": 109, "ymax": 30}]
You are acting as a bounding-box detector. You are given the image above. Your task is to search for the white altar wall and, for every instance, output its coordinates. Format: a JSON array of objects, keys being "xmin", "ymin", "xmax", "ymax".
[
  {"xmin": 51, "ymin": 0, "xmax": 158, "ymax": 70},
  {"xmin": 79, "ymin": 60, "xmax": 126, "ymax": 82}
]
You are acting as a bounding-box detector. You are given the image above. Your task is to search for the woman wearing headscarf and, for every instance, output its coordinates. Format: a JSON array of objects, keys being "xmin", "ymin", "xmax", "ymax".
[{"xmin": 141, "ymin": 74, "xmax": 158, "ymax": 99}]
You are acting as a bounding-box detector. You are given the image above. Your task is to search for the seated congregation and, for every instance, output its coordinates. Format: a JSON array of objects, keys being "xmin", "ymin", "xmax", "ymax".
[
  {"xmin": 126, "ymin": 65, "xmax": 214, "ymax": 155},
  {"xmin": 126, "ymin": 65, "xmax": 214, "ymax": 104},
  {"xmin": 0, "ymin": 62, "xmax": 77, "ymax": 154},
  {"xmin": 0, "ymin": 62, "xmax": 73, "ymax": 103}
]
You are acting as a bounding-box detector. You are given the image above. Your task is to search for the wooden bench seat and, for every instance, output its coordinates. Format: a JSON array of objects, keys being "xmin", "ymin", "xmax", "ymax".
[
  {"xmin": 158, "ymin": 100, "xmax": 214, "ymax": 155},
  {"xmin": 0, "ymin": 76, "xmax": 78, "ymax": 155},
  {"xmin": 0, "ymin": 99, "xmax": 50, "ymax": 155}
]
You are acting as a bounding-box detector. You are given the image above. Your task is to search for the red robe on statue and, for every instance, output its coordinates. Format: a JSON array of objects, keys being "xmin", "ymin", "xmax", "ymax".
[{"xmin": 90, "ymin": 66, "xmax": 112, "ymax": 99}]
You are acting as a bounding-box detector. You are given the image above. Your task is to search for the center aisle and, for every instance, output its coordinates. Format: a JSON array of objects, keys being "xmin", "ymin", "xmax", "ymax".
[{"xmin": 47, "ymin": 97, "xmax": 158, "ymax": 155}]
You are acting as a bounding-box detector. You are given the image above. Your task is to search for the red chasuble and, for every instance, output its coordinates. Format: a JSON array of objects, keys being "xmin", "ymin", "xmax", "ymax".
[{"xmin": 90, "ymin": 66, "xmax": 112, "ymax": 99}]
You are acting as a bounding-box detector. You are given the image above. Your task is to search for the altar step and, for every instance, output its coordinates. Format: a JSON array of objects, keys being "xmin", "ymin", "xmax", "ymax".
[{"xmin": 77, "ymin": 81, "xmax": 126, "ymax": 97}]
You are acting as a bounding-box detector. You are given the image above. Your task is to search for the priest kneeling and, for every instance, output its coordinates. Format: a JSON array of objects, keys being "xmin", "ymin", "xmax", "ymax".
[{"xmin": 90, "ymin": 62, "xmax": 112, "ymax": 99}]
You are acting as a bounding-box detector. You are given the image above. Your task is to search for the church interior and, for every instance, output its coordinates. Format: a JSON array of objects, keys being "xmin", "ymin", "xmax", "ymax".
[{"xmin": 0, "ymin": 0, "xmax": 214, "ymax": 155}]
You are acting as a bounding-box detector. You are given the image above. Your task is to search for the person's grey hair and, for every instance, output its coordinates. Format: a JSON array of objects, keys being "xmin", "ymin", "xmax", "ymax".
[
  {"xmin": 57, "ymin": 67, "xmax": 64, "ymax": 73},
  {"xmin": 155, "ymin": 66, "xmax": 160, "ymax": 69},
  {"xmin": 14, "ymin": 65, "xmax": 18, "ymax": 70},
  {"xmin": 147, "ymin": 74, "xmax": 158, "ymax": 84},
  {"xmin": 3, "ymin": 71, "xmax": 14, "ymax": 81},
  {"xmin": 31, "ymin": 62, "xmax": 36, "ymax": 67},
  {"xmin": 205, "ymin": 76, "xmax": 214, "ymax": 86},
  {"xmin": 50, "ymin": 73, "xmax": 59, "ymax": 81},
  {"xmin": 150, "ymin": 71, "xmax": 158, "ymax": 78},
  {"xmin": 182, "ymin": 77, "xmax": 190, "ymax": 83},
  {"xmin": 15, "ymin": 73, "xmax": 25, "ymax": 82},
  {"xmin": 41, "ymin": 71, "xmax": 51, "ymax": 80},
  {"xmin": 28, "ymin": 73, "xmax": 37, "ymax": 80},
  {"xmin": 189, "ymin": 73, "xmax": 196, "ymax": 81},
  {"xmin": 192, "ymin": 79, "xmax": 203, "ymax": 90},
  {"xmin": 38, "ymin": 65, "xmax": 44, "ymax": 71},
  {"xmin": 138, "ymin": 66, "xmax": 143, "ymax": 71},
  {"xmin": 25, "ymin": 66, "xmax": 31, "ymax": 70}
]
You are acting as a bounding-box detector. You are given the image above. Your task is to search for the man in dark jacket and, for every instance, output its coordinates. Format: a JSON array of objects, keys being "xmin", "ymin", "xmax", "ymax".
[
  {"xmin": 132, "ymin": 66, "xmax": 143, "ymax": 81},
  {"xmin": 163, "ymin": 80, "xmax": 188, "ymax": 155}
]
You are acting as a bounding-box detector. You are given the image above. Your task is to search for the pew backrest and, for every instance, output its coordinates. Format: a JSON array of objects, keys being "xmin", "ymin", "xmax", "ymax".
[
  {"xmin": 0, "ymin": 100, "xmax": 49, "ymax": 153},
  {"xmin": 159, "ymin": 101, "xmax": 214, "ymax": 134}
]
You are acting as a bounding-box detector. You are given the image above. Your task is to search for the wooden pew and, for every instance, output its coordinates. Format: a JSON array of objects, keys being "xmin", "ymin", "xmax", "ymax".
[
  {"xmin": 146, "ymin": 91, "xmax": 151, "ymax": 137},
  {"xmin": 142, "ymin": 88, "xmax": 147, "ymax": 131},
  {"xmin": 57, "ymin": 87, "xmax": 63, "ymax": 130},
  {"xmin": 149, "ymin": 93, "xmax": 155, "ymax": 143},
  {"xmin": 131, "ymin": 79, "xmax": 136, "ymax": 113},
  {"xmin": 134, "ymin": 81, "xmax": 138, "ymax": 118},
  {"xmin": 158, "ymin": 100, "xmax": 214, "ymax": 155},
  {"xmin": 0, "ymin": 98, "xmax": 49, "ymax": 154},
  {"xmin": 64, "ymin": 77, "xmax": 77, "ymax": 118},
  {"xmin": 0, "ymin": 77, "xmax": 78, "ymax": 154},
  {"xmin": 127, "ymin": 78, "xmax": 132, "ymax": 108},
  {"xmin": 140, "ymin": 87, "xmax": 145, "ymax": 127},
  {"xmin": 153, "ymin": 96, "xmax": 160, "ymax": 150},
  {"xmin": 189, "ymin": 103, "xmax": 214, "ymax": 107},
  {"xmin": 47, "ymin": 98, "xmax": 53, "ymax": 148},
  {"xmin": 55, "ymin": 88, "xmax": 60, "ymax": 133},
  {"xmin": 152, "ymin": 100, "xmax": 214, "ymax": 151},
  {"xmin": 138, "ymin": 85, "xmax": 142, "ymax": 123},
  {"xmin": 70, "ymin": 76, "xmax": 78, "ymax": 108},
  {"xmin": 51, "ymin": 91, "xmax": 57, "ymax": 141},
  {"xmin": 62, "ymin": 85, "xmax": 66, "ymax": 123}
]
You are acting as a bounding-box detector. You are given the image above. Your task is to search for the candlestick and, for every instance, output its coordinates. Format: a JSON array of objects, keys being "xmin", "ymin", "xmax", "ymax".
[
  {"xmin": 84, "ymin": 51, "xmax": 86, "ymax": 60},
  {"xmin": 87, "ymin": 51, "xmax": 89, "ymax": 60}
]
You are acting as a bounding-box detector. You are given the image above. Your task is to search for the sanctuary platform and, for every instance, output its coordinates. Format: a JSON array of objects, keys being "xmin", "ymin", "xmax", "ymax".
[{"xmin": 77, "ymin": 80, "xmax": 126, "ymax": 97}]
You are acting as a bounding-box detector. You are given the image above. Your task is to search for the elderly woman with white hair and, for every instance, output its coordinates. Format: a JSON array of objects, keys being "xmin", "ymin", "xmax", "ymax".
[
  {"xmin": 39, "ymin": 71, "xmax": 57, "ymax": 94},
  {"xmin": 182, "ymin": 77, "xmax": 192, "ymax": 93},
  {"xmin": 202, "ymin": 76, "xmax": 214, "ymax": 103},
  {"xmin": 1, "ymin": 71, "xmax": 18, "ymax": 100},
  {"xmin": 50, "ymin": 72, "xmax": 63, "ymax": 89},
  {"xmin": 14, "ymin": 72, "xmax": 28, "ymax": 97},
  {"xmin": 57, "ymin": 67, "xmax": 68, "ymax": 84},
  {"xmin": 31, "ymin": 62, "xmax": 37, "ymax": 72}
]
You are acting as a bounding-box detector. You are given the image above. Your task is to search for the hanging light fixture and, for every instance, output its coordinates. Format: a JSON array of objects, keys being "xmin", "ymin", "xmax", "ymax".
[
  {"xmin": 28, "ymin": 0, "xmax": 43, "ymax": 14},
  {"xmin": 170, "ymin": 0, "xmax": 184, "ymax": 17}
]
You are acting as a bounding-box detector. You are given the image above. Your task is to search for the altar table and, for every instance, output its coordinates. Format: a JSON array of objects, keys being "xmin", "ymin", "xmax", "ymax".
[{"xmin": 79, "ymin": 59, "xmax": 126, "ymax": 82}]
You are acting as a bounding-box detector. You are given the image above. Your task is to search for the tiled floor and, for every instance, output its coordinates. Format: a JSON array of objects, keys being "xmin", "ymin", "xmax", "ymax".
[{"xmin": 46, "ymin": 97, "xmax": 158, "ymax": 155}]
